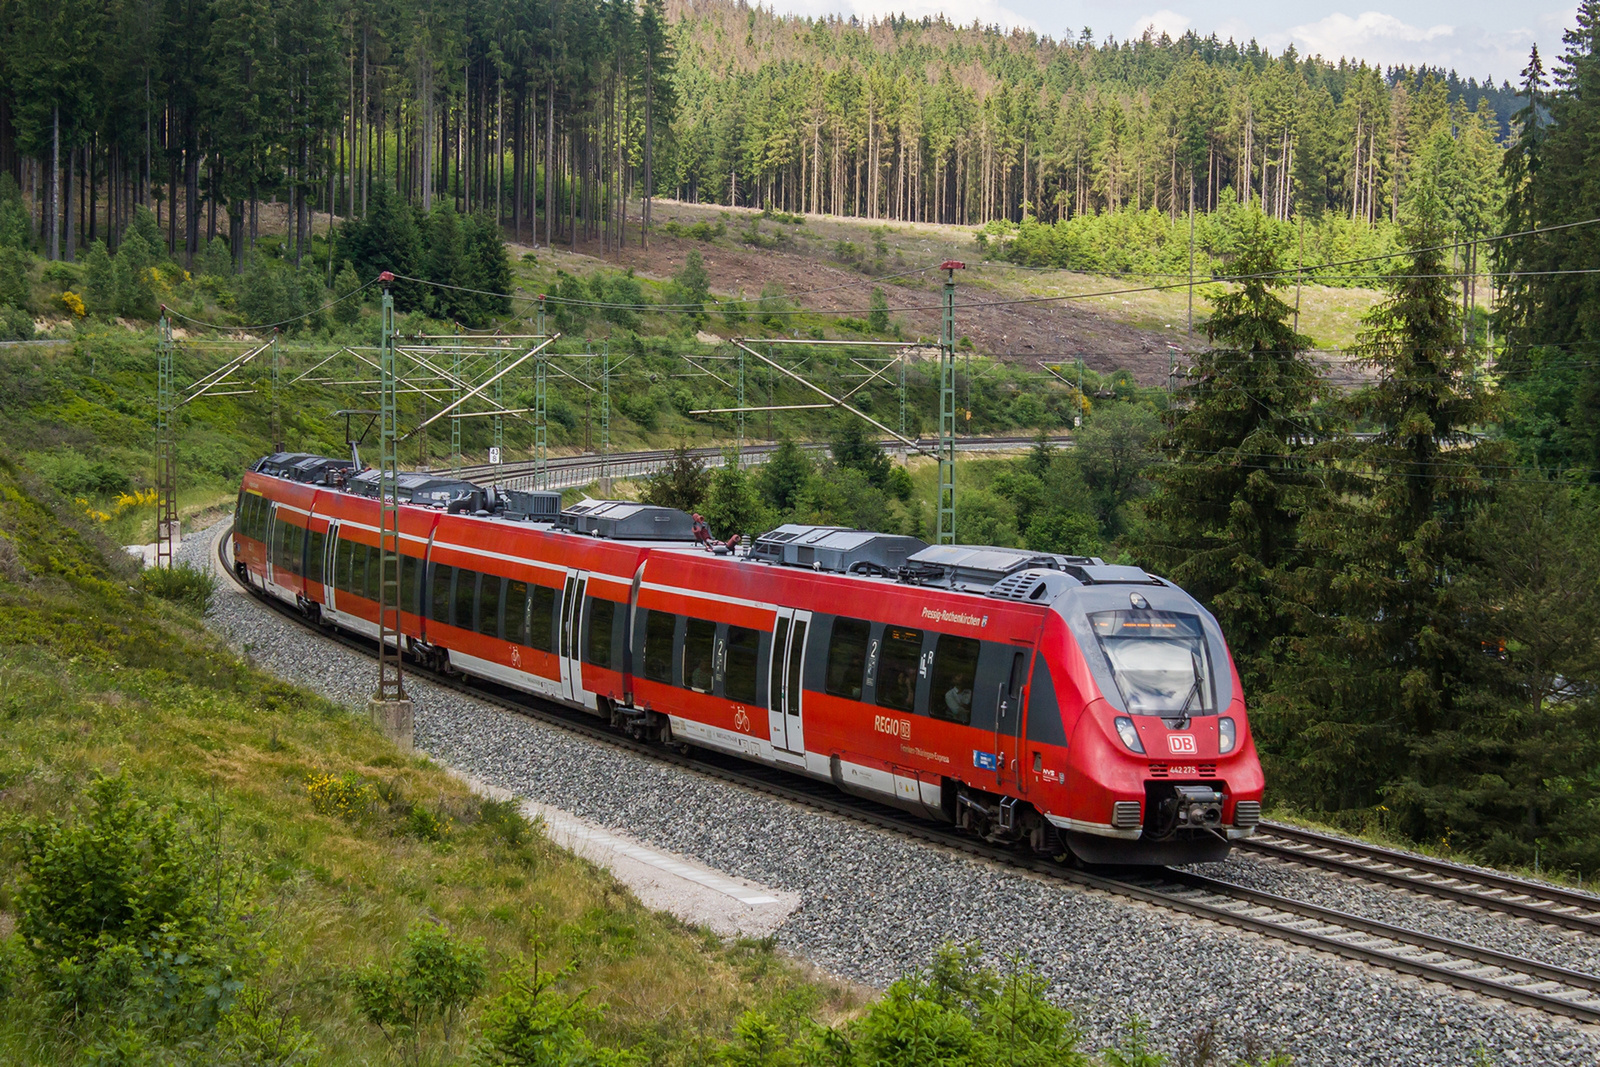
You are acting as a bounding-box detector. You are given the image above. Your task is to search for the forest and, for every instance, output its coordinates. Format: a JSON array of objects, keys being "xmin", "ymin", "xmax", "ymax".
[{"xmin": 0, "ymin": 0, "xmax": 1509, "ymax": 272}]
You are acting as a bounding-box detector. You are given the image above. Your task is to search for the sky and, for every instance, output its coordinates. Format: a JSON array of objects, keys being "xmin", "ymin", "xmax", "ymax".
[{"xmin": 767, "ymin": 0, "xmax": 1579, "ymax": 84}]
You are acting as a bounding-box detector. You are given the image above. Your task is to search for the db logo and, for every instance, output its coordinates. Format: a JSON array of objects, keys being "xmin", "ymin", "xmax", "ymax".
[{"xmin": 1168, "ymin": 734, "xmax": 1197, "ymax": 755}]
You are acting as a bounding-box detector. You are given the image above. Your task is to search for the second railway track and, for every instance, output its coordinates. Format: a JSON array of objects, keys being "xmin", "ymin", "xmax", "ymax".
[
  {"xmin": 215, "ymin": 526, "xmax": 1600, "ymax": 1026},
  {"xmin": 1241, "ymin": 823, "xmax": 1600, "ymax": 935}
]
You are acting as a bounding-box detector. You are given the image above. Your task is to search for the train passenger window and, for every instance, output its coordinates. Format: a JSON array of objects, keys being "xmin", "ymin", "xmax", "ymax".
[
  {"xmin": 334, "ymin": 539, "xmax": 353, "ymax": 592},
  {"xmin": 363, "ymin": 546, "xmax": 380, "ymax": 600},
  {"xmin": 400, "ymin": 557, "xmax": 420, "ymax": 614},
  {"xmin": 454, "ymin": 569, "xmax": 479, "ymax": 630},
  {"xmin": 683, "ymin": 618, "xmax": 716, "ymax": 693},
  {"xmin": 305, "ymin": 530, "xmax": 325, "ymax": 584},
  {"xmin": 528, "ymin": 585, "xmax": 557, "ymax": 651},
  {"xmin": 480, "ymin": 576, "xmax": 503, "ymax": 637},
  {"xmin": 875, "ymin": 626, "xmax": 922, "ymax": 713},
  {"xmin": 429, "ymin": 564, "xmax": 454, "ymax": 621},
  {"xmin": 1025, "ymin": 656, "xmax": 1068, "ymax": 746},
  {"xmin": 825, "ymin": 617, "xmax": 870, "ymax": 700},
  {"xmin": 505, "ymin": 580, "xmax": 529, "ymax": 644},
  {"xmin": 584, "ymin": 598, "xmax": 616, "ymax": 666},
  {"xmin": 928, "ymin": 635, "xmax": 981, "ymax": 725},
  {"xmin": 723, "ymin": 626, "xmax": 761, "ymax": 705},
  {"xmin": 290, "ymin": 525, "xmax": 305, "ymax": 575},
  {"xmin": 641, "ymin": 610, "xmax": 676, "ymax": 683},
  {"xmin": 351, "ymin": 544, "xmax": 370, "ymax": 598}
]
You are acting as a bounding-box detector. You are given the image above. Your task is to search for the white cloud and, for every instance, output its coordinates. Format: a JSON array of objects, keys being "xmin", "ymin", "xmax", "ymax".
[
  {"xmin": 1271, "ymin": 11, "xmax": 1537, "ymax": 79},
  {"xmin": 1130, "ymin": 9, "xmax": 1192, "ymax": 40}
]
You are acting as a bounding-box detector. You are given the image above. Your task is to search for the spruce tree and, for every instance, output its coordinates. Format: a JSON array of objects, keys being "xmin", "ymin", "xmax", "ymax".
[
  {"xmin": 338, "ymin": 184, "xmax": 423, "ymax": 310},
  {"xmin": 1493, "ymin": 8, "xmax": 1600, "ymax": 471},
  {"xmin": 1281, "ymin": 197, "xmax": 1505, "ymax": 828},
  {"xmin": 1139, "ymin": 208, "xmax": 1323, "ymax": 693}
]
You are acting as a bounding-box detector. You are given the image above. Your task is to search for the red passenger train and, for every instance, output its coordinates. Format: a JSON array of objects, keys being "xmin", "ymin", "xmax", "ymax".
[{"xmin": 234, "ymin": 452, "xmax": 1264, "ymax": 865}]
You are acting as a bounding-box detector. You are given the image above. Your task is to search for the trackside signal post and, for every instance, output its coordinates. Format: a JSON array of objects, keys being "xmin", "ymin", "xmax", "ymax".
[
  {"xmin": 371, "ymin": 271, "xmax": 413, "ymax": 748},
  {"xmin": 937, "ymin": 261, "xmax": 963, "ymax": 545}
]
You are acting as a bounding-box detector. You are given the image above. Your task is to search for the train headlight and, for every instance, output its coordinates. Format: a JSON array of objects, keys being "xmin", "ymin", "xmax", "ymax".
[
  {"xmin": 1218, "ymin": 717, "xmax": 1237, "ymax": 754},
  {"xmin": 1114, "ymin": 716, "xmax": 1145, "ymax": 754}
]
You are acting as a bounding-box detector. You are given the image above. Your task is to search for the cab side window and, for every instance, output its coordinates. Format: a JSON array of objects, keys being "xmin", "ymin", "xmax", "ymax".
[{"xmin": 1025, "ymin": 656, "xmax": 1069, "ymax": 746}]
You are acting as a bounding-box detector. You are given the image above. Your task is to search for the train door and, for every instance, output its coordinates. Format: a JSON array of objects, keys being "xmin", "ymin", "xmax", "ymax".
[
  {"xmin": 264, "ymin": 504, "xmax": 280, "ymax": 588},
  {"xmin": 559, "ymin": 569, "xmax": 595, "ymax": 709},
  {"xmin": 993, "ymin": 648, "xmax": 1029, "ymax": 792},
  {"xmin": 322, "ymin": 520, "xmax": 341, "ymax": 611},
  {"xmin": 767, "ymin": 608, "xmax": 811, "ymax": 757}
]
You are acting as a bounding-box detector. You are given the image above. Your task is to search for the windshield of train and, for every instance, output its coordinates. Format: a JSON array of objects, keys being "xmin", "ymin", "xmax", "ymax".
[{"xmin": 1089, "ymin": 611, "xmax": 1214, "ymax": 715}]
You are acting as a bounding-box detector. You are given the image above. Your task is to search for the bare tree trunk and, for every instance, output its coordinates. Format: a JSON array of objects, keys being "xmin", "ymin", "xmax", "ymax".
[
  {"xmin": 49, "ymin": 104, "xmax": 59, "ymax": 260},
  {"xmin": 63, "ymin": 145, "xmax": 75, "ymax": 261},
  {"xmin": 545, "ymin": 81, "xmax": 554, "ymax": 246}
]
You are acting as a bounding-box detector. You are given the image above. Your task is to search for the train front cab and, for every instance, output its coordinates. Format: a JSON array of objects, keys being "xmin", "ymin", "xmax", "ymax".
[{"xmin": 1028, "ymin": 579, "xmax": 1265, "ymax": 866}]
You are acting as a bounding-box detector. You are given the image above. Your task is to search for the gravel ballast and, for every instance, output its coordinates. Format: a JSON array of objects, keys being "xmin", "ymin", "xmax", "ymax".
[{"xmin": 183, "ymin": 522, "xmax": 1598, "ymax": 1065}]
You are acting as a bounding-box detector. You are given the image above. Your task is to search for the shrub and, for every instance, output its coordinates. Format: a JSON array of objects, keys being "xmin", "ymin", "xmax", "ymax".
[
  {"xmin": 194, "ymin": 236, "xmax": 233, "ymax": 280},
  {"xmin": 0, "ymin": 304, "xmax": 34, "ymax": 340},
  {"xmin": 42, "ymin": 260, "xmax": 82, "ymax": 286},
  {"xmin": 0, "ymin": 244, "xmax": 32, "ymax": 310},
  {"xmin": 868, "ymin": 287, "xmax": 889, "ymax": 332},
  {"xmin": 352, "ymin": 922, "xmax": 487, "ymax": 1063},
  {"xmin": 142, "ymin": 562, "xmax": 218, "ymax": 613},
  {"xmin": 477, "ymin": 954, "xmax": 642, "ymax": 1067},
  {"xmin": 17, "ymin": 774, "xmax": 254, "ymax": 1027},
  {"xmin": 307, "ymin": 771, "xmax": 377, "ymax": 820},
  {"xmin": 757, "ymin": 282, "xmax": 788, "ymax": 329}
]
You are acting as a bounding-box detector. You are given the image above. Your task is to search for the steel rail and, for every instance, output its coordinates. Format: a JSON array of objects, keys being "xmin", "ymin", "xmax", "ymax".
[
  {"xmin": 1244, "ymin": 823, "xmax": 1600, "ymax": 934},
  {"xmin": 214, "ymin": 529, "xmax": 1600, "ymax": 1026},
  {"xmin": 451, "ymin": 434, "xmax": 1068, "ymax": 484}
]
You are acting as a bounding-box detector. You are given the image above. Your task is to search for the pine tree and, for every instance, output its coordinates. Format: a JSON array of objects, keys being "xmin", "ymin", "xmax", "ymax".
[{"xmin": 1139, "ymin": 208, "xmax": 1323, "ymax": 692}]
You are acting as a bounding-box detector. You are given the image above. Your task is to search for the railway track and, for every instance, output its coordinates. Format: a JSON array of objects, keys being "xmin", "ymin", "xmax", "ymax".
[
  {"xmin": 215, "ymin": 528, "xmax": 1600, "ymax": 1026},
  {"xmin": 1243, "ymin": 822, "xmax": 1600, "ymax": 935},
  {"xmin": 450, "ymin": 434, "xmax": 1067, "ymax": 490}
]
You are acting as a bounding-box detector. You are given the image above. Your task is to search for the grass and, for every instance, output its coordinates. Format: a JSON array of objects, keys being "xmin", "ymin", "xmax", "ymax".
[{"xmin": 0, "ymin": 454, "xmax": 860, "ymax": 1064}]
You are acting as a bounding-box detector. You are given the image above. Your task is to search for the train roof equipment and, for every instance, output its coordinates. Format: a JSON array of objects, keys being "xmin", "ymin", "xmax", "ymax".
[
  {"xmin": 557, "ymin": 499, "xmax": 697, "ymax": 541},
  {"xmin": 750, "ymin": 524, "xmax": 926, "ymax": 574},
  {"xmin": 345, "ymin": 468, "xmax": 483, "ymax": 509},
  {"xmin": 253, "ymin": 452, "xmax": 358, "ymax": 485},
  {"xmin": 902, "ymin": 543, "xmax": 1161, "ymax": 592}
]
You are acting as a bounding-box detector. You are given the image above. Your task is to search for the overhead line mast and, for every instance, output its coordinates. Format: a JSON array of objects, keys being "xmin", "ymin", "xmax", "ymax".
[
  {"xmin": 371, "ymin": 271, "xmax": 412, "ymax": 746},
  {"xmin": 937, "ymin": 260, "xmax": 963, "ymax": 546}
]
